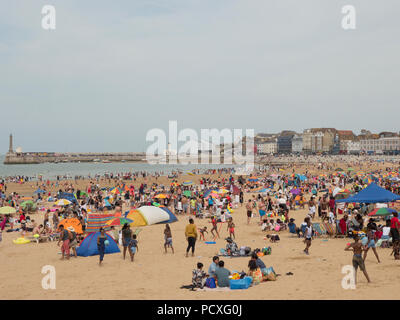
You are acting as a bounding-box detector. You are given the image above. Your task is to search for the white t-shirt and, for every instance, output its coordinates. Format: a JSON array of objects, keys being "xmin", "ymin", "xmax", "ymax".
[
  {"xmin": 328, "ymin": 212, "xmax": 335, "ymax": 224},
  {"xmin": 305, "ymin": 225, "xmax": 313, "ymax": 238},
  {"xmin": 382, "ymin": 226, "xmax": 391, "ymax": 237}
]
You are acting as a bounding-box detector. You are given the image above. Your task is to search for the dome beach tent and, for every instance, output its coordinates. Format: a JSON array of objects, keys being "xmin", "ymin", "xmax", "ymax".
[
  {"xmin": 127, "ymin": 206, "xmax": 178, "ymax": 227},
  {"xmin": 77, "ymin": 232, "xmax": 120, "ymax": 257},
  {"xmin": 159, "ymin": 206, "xmax": 178, "ymax": 224},
  {"xmin": 336, "ymin": 183, "xmax": 400, "ymax": 204}
]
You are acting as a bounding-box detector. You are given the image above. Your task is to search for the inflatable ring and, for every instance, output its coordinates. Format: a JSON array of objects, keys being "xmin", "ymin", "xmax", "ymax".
[{"xmin": 13, "ymin": 238, "xmax": 31, "ymax": 244}]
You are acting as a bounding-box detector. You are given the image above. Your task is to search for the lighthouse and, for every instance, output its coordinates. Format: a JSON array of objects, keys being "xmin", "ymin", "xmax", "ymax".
[{"xmin": 9, "ymin": 134, "xmax": 14, "ymax": 154}]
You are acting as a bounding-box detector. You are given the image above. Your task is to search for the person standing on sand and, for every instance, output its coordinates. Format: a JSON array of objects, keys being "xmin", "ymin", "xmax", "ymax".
[
  {"xmin": 303, "ymin": 217, "xmax": 313, "ymax": 255},
  {"xmin": 363, "ymin": 225, "xmax": 380, "ymax": 263},
  {"xmin": 164, "ymin": 224, "xmax": 174, "ymax": 254},
  {"xmin": 57, "ymin": 224, "xmax": 70, "ymax": 260},
  {"xmin": 345, "ymin": 235, "xmax": 371, "ymax": 284},
  {"xmin": 52, "ymin": 211, "xmax": 59, "ymax": 230},
  {"xmin": 246, "ymin": 199, "xmax": 253, "ymax": 225},
  {"xmin": 97, "ymin": 227, "xmax": 107, "ymax": 266},
  {"xmin": 185, "ymin": 218, "xmax": 198, "ymax": 257},
  {"xmin": 122, "ymin": 223, "xmax": 133, "ymax": 260}
]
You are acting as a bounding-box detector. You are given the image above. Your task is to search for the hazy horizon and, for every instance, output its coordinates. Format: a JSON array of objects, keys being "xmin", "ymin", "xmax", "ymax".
[{"xmin": 1, "ymin": 0, "xmax": 399, "ymax": 153}]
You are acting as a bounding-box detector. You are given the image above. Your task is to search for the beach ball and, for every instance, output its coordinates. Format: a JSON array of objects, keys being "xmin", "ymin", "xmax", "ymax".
[
  {"xmin": 33, "ymin": 234, "xmax": 40, "ymax": 238},
  {"xmin": 104, "ymin": 240, "xmax": 110, "ymax": 246}
]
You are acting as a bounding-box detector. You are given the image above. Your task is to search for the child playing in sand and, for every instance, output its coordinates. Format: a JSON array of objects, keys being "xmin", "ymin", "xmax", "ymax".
[
  {"xmin": 129, "ymin": 234, "xmax": 138, "ymax": 261},
  {"xmin": 163, "ymin": 224, "xmax": 174, "ymax": 254},
  {"xmin": 199, "ymin": 226, "xmax": 208, "ymax": 241},
  {"xmin": 227, "ymin": 218, "xmax": 235, "ymax": 239},
  {"xmin": 192, "ymin": 262, "xmax": 208, "ymax": 289},
  {"xmin": 210, "ymin": 216, "xmax": 220, "ymax": 239},
  {"xmin": 303, "ymin": 217, "xmax": 313, "ymax": 255},
  {"xmin": 266, "ymin": 234, "xmax": 280, "ymax": 243}
]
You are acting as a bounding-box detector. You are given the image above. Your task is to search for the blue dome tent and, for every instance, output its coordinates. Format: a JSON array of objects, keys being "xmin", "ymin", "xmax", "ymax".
[{"xmin": 77, "ymin": 232, "xmax": 120, "ymax": 257}]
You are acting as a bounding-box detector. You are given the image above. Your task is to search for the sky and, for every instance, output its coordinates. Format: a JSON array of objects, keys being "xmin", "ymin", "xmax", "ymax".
[{"xmin": 0, "ymin": 0, "xmax": 399, "ymax": 153}]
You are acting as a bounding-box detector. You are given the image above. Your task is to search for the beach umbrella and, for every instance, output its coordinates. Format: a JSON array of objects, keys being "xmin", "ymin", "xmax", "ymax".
[
  {"xmin": 0, "ymin": 206, "xmax": 16, "ymax": 214},
  {"xmin": 182, "ymin": 180, "xmax": 193, "ymax": 186},
  {"xmin": 368, "ymin": 208, "xmax": 397, "ymax": 217},
  {"xmin": 248, "ymin": 177, "xmax": 259, "ymax": 182},
  {"xmin": 106, "ymin": 217, "xmax": 134, "ymax": 226},
  {"xmin": 335, "ymin": 168, "xmax": 344, "ymax": 172},
  {"xmin": 154, "ymin": 194, "xmax": 168, "ymax": 199},
  {"xmin": 183, "ymin": 190, "xmax": 192, "ymax": 197},
  {"xmin": 347, "ymin": 168, "xmax": 354, "ymax": 172},
  {"xmin": 58, "ymin": 218, "xmax": 83, "ymax": 234},
  {"xmin": 290, "ymin": 188, "xmax": 301, "ymax": 195},
  {"xmin": 75, "ymin": 191, "xmax": 88, "ymax": 198},
  {"xmin": 34, "ymin": 188, "xmax": 46, "ymax": 194},
  {"xmin": 21, "ymin": 197, "xmax": 33, "ymax": 201},
  {"xmin": 55, "ymin": 199, "xmax": 72, "ymax": 206},
  {"xmin": 20, "ymin": 200, "xmax": 34, "ymax": 206},
  {"xmin": 20, "ymin": 200, "xmax": 36, "ymax": 210}
]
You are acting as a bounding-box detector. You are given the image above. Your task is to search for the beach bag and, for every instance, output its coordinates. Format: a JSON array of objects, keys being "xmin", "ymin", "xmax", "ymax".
[
  {"xmin": 205, "ymin": 278, "xmax": 216, "ymax": 289},
  {"xmin": 230, "ymin": 276, "xmax": 252, "ymax": 290},
  {"xmin": 262, "ymin": 247, "xmax": 271, "ymax": 255}
]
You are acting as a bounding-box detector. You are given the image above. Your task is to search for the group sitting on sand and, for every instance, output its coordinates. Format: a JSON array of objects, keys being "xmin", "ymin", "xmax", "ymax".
[{"xmin": 189, "ymin": 253, "xmax": 277, "ymax": 290}]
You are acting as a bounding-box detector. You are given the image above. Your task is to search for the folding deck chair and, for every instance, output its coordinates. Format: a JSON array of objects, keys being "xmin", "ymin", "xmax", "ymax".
[{"xmin": 323, "ymin": 222, "xmax": 335, "ymax": 237}]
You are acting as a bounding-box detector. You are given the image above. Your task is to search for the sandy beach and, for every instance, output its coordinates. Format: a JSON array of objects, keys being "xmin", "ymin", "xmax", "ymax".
[{"xmin": 1, "ymin": 160, "xmax": 400, "ymax": 300}]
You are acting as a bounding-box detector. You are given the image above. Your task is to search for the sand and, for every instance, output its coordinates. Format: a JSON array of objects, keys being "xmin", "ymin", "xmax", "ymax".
[{"xmin": 1, "ymin": 163, "xmax": 400, "ymax": 300}]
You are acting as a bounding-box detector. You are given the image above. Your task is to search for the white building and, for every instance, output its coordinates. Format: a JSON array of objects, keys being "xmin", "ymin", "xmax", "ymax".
[
  {"xmin": 360, "ymin": 136, "xmax": 400, "ymax": 153},
  {"xmin": 257, "ymin": 140, "xmax": 277, "ymax": 155},
  {"xmin": 340, "ymin": 140, "xmax": 361, "ymax": 154},
  {"xmin": 292, "ymin": 134, "xmax": 303, "ymax": 153}
]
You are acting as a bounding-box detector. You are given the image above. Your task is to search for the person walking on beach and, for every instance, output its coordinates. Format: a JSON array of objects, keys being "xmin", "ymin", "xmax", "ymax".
[
  {"xmin": 185, "ymin": 218, "xmax": 198, "ymax": 257},
  {"xmin": 97, "ymin": 227, "xmax": 107, "ymax": 266},
  {"xmin": 57, "ymin": 224, "xmax": 70, "ymax": 260},
  {"xmin": 303, "ymin": 217, "xmax": 313, "ymax": 255},
  {"xmin": 345, "ymin": 235, "xmax": 371, "ymax": 284},
  {"xmin": 67, "ymin": 226, "xmax": 78, "ymax": 258},
  {"xmin": 122, "ymin": 223, "xmax": 133, "ymax": 260},
  {"xmin": 164, "ymin": 223, "xmax": 174, "ymax": 254},
  {"xmin": 129, "ymin": 234, "xmax": 138, "ymax": 262}
]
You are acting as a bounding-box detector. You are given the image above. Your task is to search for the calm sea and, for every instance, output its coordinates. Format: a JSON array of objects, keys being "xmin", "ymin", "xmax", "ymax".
[{"xmin": 0, "ymin": 155, "xmax": 239, "ymax": 179}]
